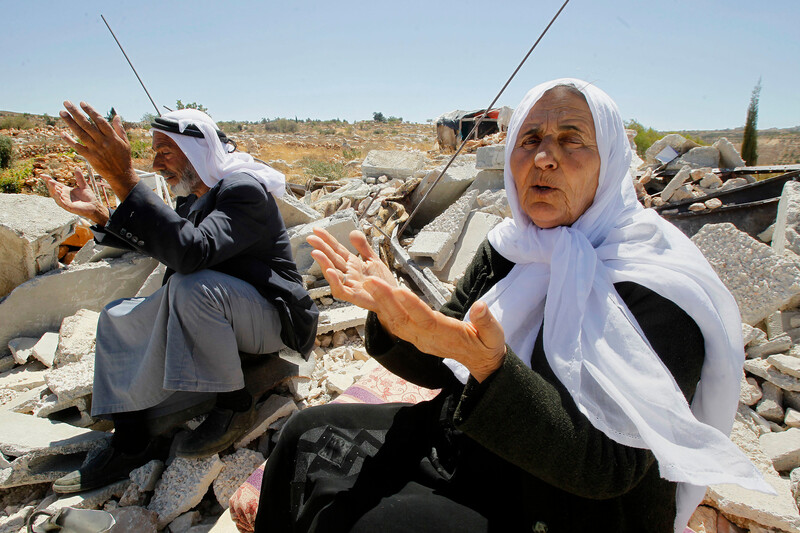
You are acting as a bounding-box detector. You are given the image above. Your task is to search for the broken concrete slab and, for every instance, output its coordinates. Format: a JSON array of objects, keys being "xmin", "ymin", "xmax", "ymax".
[
  {"xmin": 475, "ymin": 144, "xmax": 505, "ymax": 170},
  {"xmin": 691, "ymin": 223, "xmax": 800, "ymax": 325},
  {"xmin": 0, "ymin": 193, "xmax": 80, "ymax": 298},
  {"xmin": 409, "ymin": 190, "xmax": 478, "ymax": 271},
  {"xmin": 235, "ymin": 394, "xmax": 297, "ymax": 449},
  {"xmin": 748, "ymin": 335, "xmax": 793, "ymax": 359},
  {"xmin": 757, "ymin": 382, "xmax": 785, "ymax": 423},
  {"xmin": 212, "ymin": 448, "xmax": 265, "ymax": 509},
  {"xmin": 760, "ymin": 428, "xmax": 800, "ymax": 472},
  {"xmin": 276, "ymin": 193, "xmax": 323, "ymax": 228},
  {"xmin": 135, "ymin": 263, "xmax": 166, "ymax": 298},
  {"xmin": 741, "ymin": 375, "xmax": 763, "ymax": 406},
  {"xmin": 71, "ymin": 240, "xmax": 128, "ymax": 265},
  {"xmin": 316, "ymin": 304, "xmax": 369, "ymax": 335},
  {"xmin": 131, "ymin": 459, "xmax": 164, "ymax": 492},
  {"xmin": 361, "ymin": 150, "xmax": 425, "ymax": 181},
  {"xmin": 667, "ymin": 146, "xmax": 720, "ymax": 170},
  {"xmin": 288, "ymin": 209, "xmax": 359, "ymax": 277},
  {"xmin": 437, "ymin": 212, "xmax": 502, "ymax": 284},
  {"xmin": 644, "ymin": 133, "xmax": 698, "ymax": 165},
  {"xmin": 661, "ymin": 166, "xmax": 692, "ymax": 202},
  {"xmin": 31, "ymin": 332, "xmax": 58, "ymax": 368},
  {"xmin": 0, "ymin": 252, "xmax": 158, "ymax": 356},
  {"xmin": 34, "ymin": 394, "xmax": 89, "ymax": 419},
  {"xmin": 0, "ymin": 362, "xmax": 48, "ymax": 392},
  {"xmin": 768, "ymin": 354, "xmax": 800, "ymax": 380},
  {"xmin": 0, "ymin": 410, "xmax": 108, "ymax": 458},
  {"xmin": 148, "ymin": 455, "xmax": 224, "ymax": 529},
  {"xmin": 771, "ymin": 181, "xmax": 800, "ymax": 258},
  {"xmin": 714, "ymin": 137, "xmax": 746, "ymax": 169},
  {"xmin": 108, "ymin": 506, "xmax": 159, "ymax": 533},
  {"xmin": 745, "ymin": 358, "xmax": 800, "ymax": 392},
  {"xmin": 409, "ymin": 155, "xmax": 479, "ymax": 229},
  {"xmin": 45, "ymin": 355, "xmax": 94, "ymax": 403},
  {"xmin": 8, "ymin": 337, "xmax": 37, "ymax": 365},
  {"xmin": 54, "ymin": 309, "xmax": 100, "ymax": 367}
]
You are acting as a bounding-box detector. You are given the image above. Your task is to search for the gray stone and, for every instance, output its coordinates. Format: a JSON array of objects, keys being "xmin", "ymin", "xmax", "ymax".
[
  {"xmin": 0, "ymin": 193, "xmax": 79, "ymax": 298},
  {"xmin": 757, "ymin": 382, "xmax": 785, "ymax": 423},
  {"xmin": 786, "ymin": 390, "xmax": 800, "ymax": 412},
  {"xmin": 760, "ymin": 428, "xmax": 800, "ymax": 472},
  {"xmin": 168, "ymin": 510, "xmax": 200, "ymax": 533},
  {"xmin": 475, "ymin": 144, "xmax": 505, "ymax": 170},
  {"xmin": 235, "ymin": 394, "xmax": 297, "ymax": 449},
  {"xmin": 361, "ymin": 150, "xmax": 425, "ymax": 181},
  {"xmin": 768, "ymin": 354, "xmax": 800, "ymax": 380},
  {"xmin": 661, "ymin": 165, "xmax": 692, "ymax": 202},
  {"xmin": 409, "ymin": 155, "xmax": 479, "ymax": 228},
  {"xmin": 714, "ymin": 137, "xmax": 746, "ymax": 169},
  {"xmin": 408, "ymin": 189, "xmax": 479, "ymax": 271},
  {"xmin": 667, "ymin": 146, "xmax": 720, "ymax": 170},
  {"xmin": 748, "ymin": 335, "xmax": 793, "ymax": 358},
  {"xmin": 34, "ymin": 393, "xmax": 89, "ymax": 419},
  {"xmin": 741, "ymin": 374, "xmax": 763, "ymax": 406},
  {"xmin": 108, "ymin": 506, "xmax": 159, "ymax": 533},
  {"xmin": 212, "ymin": 448, "xmax": 265, "ymax": 509},
  {"xmin": 719, "ymin": 177, "xmax": 749, "ymax": 192},
  {"xmin": 707, "ymin": 419, "xmax": 800, "ymax": 532},
  {"xmin": 8, "ymin": 337, "xmax": 37, "ymax": 365},
  {"xmin": 467, "ymin": 169, "xmax": 505, "ymax": 194},
  {"xmin": 31, "ymin": 332, "xmax": 59, "ymax": 368},
  {"xmin": 759, "ymin": 223, "xmax": 776, "ymax": 243},
  {"xmin": 670, "ymin": 185, "xmax": 695, "ymax": 202},
  {"xmin": 131, "ymin": 460, "xmax": 165, "ymax": 492},
  {"xmin": 644, "ymin": 134, "xmax": 697, "ymax": 164},
  {"xmin": 475, "ymin": 189, "xmax": 510, "ymax": 219},
  {"xmin": 772, "ymin": 181, "xmax": 800, "ymax": 257},
  {"xmin": 54, "ymin": 309, "xmax": 100, "ymax": 367},
  {"xmin": 45, "ymin": 355, "xmax": 94, "ymax": 403},
  {"xmin": 288, "ymin": 209, "xmax": 358, "ymax": 277},
  {"xmin": 0, "ymin": 410, "xmax": 108, "ymax": 458},
  {"xmin": 691, "ymin": 224, "xmax": 800, "ymax": 325},
  {"xmin": 745, "ymin": 358, "xmax": 800, "ymax": 392},
  {"xmin": 148, "ymin": 455, "xmax": 224, "ymax": 529},
  {"xmin": 766, "ymin": 312, "xmax": 786, "ymax": 340},
  {"xmin": 785, "ymin": 408, "xmax": 800, "ymax": 428},
  {"xmin": 276, "ymin": 193, "xmax": 322, "ymax": 228},
  {"xmin": 699, "ymin": 172, "xmax": 723, "ymax": 189},
  {"xmin": 0, "ymin": 362, "xmax": 47, "ymax": 392},
  {"xmin": 135, "ymin": 263, "xmax": 166, "ymax": 298},
  {"xmin": 0, "ymin": 252, "xmax": 158, "ymax": 357},
  {"xmin": 316, "ymin": 304, "xmax": 369, "ymax": 335},
  {"xmin": 437, "ymin": 212, "xmax": 502, "ymax": 284},
  {"xmin": 742, "ymin": 323, "xmax": 765, "ymax": 347}
]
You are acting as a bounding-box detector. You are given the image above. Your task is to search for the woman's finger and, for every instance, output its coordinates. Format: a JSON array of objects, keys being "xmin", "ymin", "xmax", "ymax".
[
  {"xmin": 308, "ymin": 230, "xmax": 350, "ymax": 272},
  {"xmin": 468, "ymin": 301, "xmax": 506, "ymax": 355},
  {"xmin": 363, "ymin": 279, "xmax": 410, "ymax": 331},
  {"xmin": 349, "ymin": 230, "xmax": 379, "ymax": 262}
]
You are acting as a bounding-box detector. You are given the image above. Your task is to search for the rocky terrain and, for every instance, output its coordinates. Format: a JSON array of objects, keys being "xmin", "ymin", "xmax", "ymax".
[{"xmin": 2, "ymin": 114, "xmax": 800, "ymax": 532}]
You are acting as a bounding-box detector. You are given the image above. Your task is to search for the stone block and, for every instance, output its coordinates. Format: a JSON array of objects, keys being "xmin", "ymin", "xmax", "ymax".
[
  {"xmin": 766, "ymin": 312, "xmax": 785, "ymax": 340},
  {"xmin": 714, "ymin": 137, "xmax": 746, "ymax": 169},
  {"xmin": 276, "ymin": 193, "xmax": 322, "ymax": 228},
  {"xmin": 408, "ymin": 190, "xmax": 478, "ymax": 271},
  {"xmin": 235, "ymin": 394, "xmax": 297, "ymax": 449},
  {"xmin": 771, "ymin": 181, "xmax": 800, "ymax": 257},
  {"xmin": 691, "ymin": 223, "xmax": 800, "ymax": 325},
  {"xmin": 668, "ymin": 146, "xmax": 720, "ymax": 170},
  {"xmin": 0, "ymin": 363, "xmax": 47, "ymax": 392},
  {"xmin": 760, "ymin": 428, "xmax": 800, "ymax": 472},
  {"xmin": 687, "ymin": 505, "xmax": 718, "ymax": 533},
  {"xmin": 747, "ymin": 335, "xmax": 793, "ymax": 358},
  {"xmin": 316, "ymin": 304, "xmax": 369, "ymax": 335},
  {"xmin": 109, "ymin": 506, "xmax": 159, "ymax": 533},
  {"xmin": 55, "ymin": 309, "xmax": 100, "ymax": 367},
  {"xmin": 326, "ymin": 372, "xmax": 354, "ymax": 395},
  {"xmin": 467, "ymin": 170, "xmax": 505, "ymax": 194},
  {"xmin": 0, "ymin": 252, "xmax": 158, "ymax": 357},
  {"xmin": 745, "ymin": 358, "xmax": 800, "ymax": 392},
  {"xmin": 34, "ymin": 393, "xmax": 89, "ymax": 419},
  {"xmin": 661, "ymin": 165, "xmax": 692, "ymax": 202},
  {"xmin": 741, "ymin": 374, "xmax": 763, "ymax": 406},
  {"xmin": 0, "ymin": 193, "xmax": 79, "ymax": 298},
  {"xmin": 0, "ymin": 410, "xmax": 108, "ymax": 458},
  {"xmin": 756, "ymin": 382, "xmax": 784, "ymax": 423},
  {"xmin": 785, "ymin": 408, "xmax": 800, "ymax": 428},
  {"xmin": 719, "ymin": 177, "xmax": 749, "ymax": 192},
  {"xmin": 148, "ymin": 455, "xmax": 224, "ymax": 529},
  {"xmin": 131, "ymin": 460, "xmax": 165, "ymax": 492},
  {"xmin": 644, "ymin": 133, "xmax": 697, "ymax": 164},
  {"xmin": 409, "ymin": 155, "xmax": 479, "ymax": 229},
  {"xmin": 31, "ymin": 332, "xmax": 58, "ymax": 368},
  {"xmin": 436, "ymin": 212, "xmax": 502, "ymax": 285},
  {"xmin": 767, "ymin": 354, "xmax": 800, "ymax": 379},
  {"xmin": 212, "ymin": 448, "xmax": 265, "ymax": 509},
  {"xmin": 8, "ymin": 337, "xmax": 37, "ymax": 365},
  {"xmin": 475, "ymin": 144, "xmax": 505, "ymax": 170},
  {"xmin": 361, "ymin": 150, "xmax": 426, "ymax": 180},
  {"xmin": 45, "ymin": 355, "xmax": 94, "ymax": 403},
  {"xmin": 288, "ymin": 209, "xmax": 358, "ymax": 277},
  {"xmin": 707, "ymin": 419, "xmax": 800, "ymax": 532}
]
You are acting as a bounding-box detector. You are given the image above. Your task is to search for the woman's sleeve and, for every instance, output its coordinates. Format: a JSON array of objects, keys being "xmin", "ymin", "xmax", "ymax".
[{"xmin": 452, "ymin": 282, "xmax": 706, "ymax": 499}]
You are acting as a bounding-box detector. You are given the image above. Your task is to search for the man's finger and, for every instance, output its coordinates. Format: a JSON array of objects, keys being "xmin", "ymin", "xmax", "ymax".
[
  {"xmin": 61, "ymin": 101, "xmax": 101, "ymax": 144},
  {"xmin": 111, "ymin": 113, "xmax": 128, "ymax": 142},
  {"xmin": 80, "ymin": 102, "xmax": 117, "ymax": 139},
  {"xmin": 59, "ymin": 132, "xmax": 90, "ymax": 158},
  {"xmin": 73, "ymin": 169, "xmax": 88, "ymax": 189}
]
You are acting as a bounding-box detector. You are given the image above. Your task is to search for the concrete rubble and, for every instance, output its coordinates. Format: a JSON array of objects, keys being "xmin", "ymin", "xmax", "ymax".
[{"xmin": 2, "ymin": 129, "xmax": 800, "ymax": 532}]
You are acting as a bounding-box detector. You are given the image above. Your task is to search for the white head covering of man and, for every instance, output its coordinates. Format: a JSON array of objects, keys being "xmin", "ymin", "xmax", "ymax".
[
  {"xmin": 153, "ymin": 108, "xmax": 285, "ymax": 197},
  {"xmin": 444, "ymin": 78, "xmax": 772, "ymax": 532}
]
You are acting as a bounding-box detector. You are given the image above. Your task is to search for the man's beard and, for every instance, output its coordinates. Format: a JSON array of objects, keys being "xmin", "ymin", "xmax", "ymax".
[{"xmin": 169, "ymin": 165, "xmax": 202, "ymax": 196}]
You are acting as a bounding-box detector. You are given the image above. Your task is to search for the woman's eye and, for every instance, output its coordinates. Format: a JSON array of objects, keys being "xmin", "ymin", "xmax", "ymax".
[{"xmin": 523, "ymin": 137, "xmax": 540, "ymax": 146}]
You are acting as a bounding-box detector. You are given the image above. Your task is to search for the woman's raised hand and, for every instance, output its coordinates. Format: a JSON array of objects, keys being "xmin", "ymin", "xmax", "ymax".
[{"xmin": 307, "ymin": 227, "xmax": 507, "ymax": 382}]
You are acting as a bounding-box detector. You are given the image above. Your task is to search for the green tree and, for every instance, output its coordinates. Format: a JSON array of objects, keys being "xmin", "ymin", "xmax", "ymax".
[
  {"xmin": 0, "ymin": 135, "xmax": 13, "ymax": 169},
  {"xmin": 741, "ymin": 79, "xmax": 761, "ymax": 166},
  {"xmin": 176, "ymin": 100, "xmax": 210, "ymax": 116},
  {"xmin": 105, "ymin": 107, "xmax": 118, "ymax": 122},
  {"xmin": 373, "ymin": 112, "xmax": 386, "ymax": 123}
]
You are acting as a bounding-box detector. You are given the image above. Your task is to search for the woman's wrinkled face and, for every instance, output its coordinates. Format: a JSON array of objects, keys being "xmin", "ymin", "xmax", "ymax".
[{"xmin": 509, "ymin": 87, "xmax": 601, "ymax": 228}]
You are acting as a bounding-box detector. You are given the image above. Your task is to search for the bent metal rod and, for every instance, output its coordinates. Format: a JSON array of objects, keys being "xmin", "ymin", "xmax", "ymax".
[{"xmin": 397, "ymin": 0, "xmax": 571, "ymax": 237}]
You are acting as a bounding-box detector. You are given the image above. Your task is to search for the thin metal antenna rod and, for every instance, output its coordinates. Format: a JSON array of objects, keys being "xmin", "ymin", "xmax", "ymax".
[
  {"xmin": 398, "ymin": 0, "xmax": 570, "ymax": 237},
  {"xmin": 101, "ymin": 14, "xmax": 161, "ymax": 117}
]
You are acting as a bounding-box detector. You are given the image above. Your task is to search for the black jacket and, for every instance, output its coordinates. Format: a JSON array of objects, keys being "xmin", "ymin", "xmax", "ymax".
[{"xmin": 93, "ymin": 173, "xmax": 318, "ymax": 356}]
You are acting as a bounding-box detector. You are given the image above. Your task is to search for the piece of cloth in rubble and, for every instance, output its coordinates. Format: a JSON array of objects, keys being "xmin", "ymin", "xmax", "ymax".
[
  {"xmin": 442, "ymin": 78, "xmax": 772, "ymax": 532},
  {"xmin": 91, "ymin": 269, "xmax": 285, "ymax": 417},
  {"xmin": 153, "ymin": 108, "xmax": 285, "ymax": 197}
]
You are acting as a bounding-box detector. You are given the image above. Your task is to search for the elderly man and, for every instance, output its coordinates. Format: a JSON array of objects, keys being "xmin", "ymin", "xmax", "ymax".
[{"xmin": 44, "ymin": 102, "xmax": 318, "ymax": 493}]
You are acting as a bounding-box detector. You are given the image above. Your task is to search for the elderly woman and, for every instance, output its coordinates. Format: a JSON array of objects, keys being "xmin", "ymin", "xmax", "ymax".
[{"xmin": 254, "ymin": 79, "xmax": 769, "ymax": 533}]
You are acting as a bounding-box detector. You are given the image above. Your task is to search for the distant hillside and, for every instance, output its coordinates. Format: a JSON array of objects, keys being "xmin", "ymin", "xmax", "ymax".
[{"xmin": 675, "ymin": 126, "xmax": 800, "ymax": 166}]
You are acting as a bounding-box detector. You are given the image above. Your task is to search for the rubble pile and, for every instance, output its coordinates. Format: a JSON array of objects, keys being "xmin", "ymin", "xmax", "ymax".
[{"xmin": 2, "ymin": 132, "xmax": 800, "ymax": 531}]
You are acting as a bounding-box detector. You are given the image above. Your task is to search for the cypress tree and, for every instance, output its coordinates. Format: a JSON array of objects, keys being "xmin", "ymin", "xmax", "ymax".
[{"xmin": 741, "ymin": 79, "xmax": 761, "ymax": 166}]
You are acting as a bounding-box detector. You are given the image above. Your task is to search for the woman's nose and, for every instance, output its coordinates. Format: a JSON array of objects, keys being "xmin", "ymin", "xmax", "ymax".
[{"xmin": 534, "ymin": 139, "xmax": 558, "ymax": 170}]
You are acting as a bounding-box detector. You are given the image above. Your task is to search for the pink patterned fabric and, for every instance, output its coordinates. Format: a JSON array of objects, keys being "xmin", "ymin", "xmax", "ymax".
[{"xmin": 228, "ymin": 365, "xmax": 440, "ymax": 532}]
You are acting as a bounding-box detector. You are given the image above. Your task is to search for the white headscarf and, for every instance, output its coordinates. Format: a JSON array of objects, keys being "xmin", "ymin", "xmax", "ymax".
[
  {"xmin": 444, "ymin": 78, "xmax": 772, "ymax": 532},
  {"xmin": 153, "ymin": 109, "xmax": 285, "ymax": 197}
]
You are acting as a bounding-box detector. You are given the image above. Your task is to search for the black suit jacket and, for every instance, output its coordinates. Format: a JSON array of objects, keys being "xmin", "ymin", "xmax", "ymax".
[{"xmin": 93, "ymin": 173, "xmax": 318, "ymax": 356}]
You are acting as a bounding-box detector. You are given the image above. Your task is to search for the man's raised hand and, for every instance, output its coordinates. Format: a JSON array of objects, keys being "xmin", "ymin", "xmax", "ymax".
[{"xmin": 42, "ymin": 169, "xmax": 109, "ymax": 226}]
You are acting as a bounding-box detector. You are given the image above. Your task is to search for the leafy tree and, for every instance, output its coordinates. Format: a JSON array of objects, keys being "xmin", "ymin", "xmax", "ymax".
[
  {"xmin": 176, "ymin": 100, "xmax": 210, "ymax": 116},
  {"xmin": 741, "ymin": 79, "xmax": 761, "ymax": 166},
  {"xmin": 105, "ymin": 107, "xmax": 118, "ymax": 122},
  {"xmin": 140, "ymin": 112, "xmax": 157, "ymax": 126},
  {"xmin": 0, "ymin": 135, "xmax": 13, "ymax": 169},
  {"xmin": 373, "ymin": 112, "xmax": 386, "ymax": 123}
]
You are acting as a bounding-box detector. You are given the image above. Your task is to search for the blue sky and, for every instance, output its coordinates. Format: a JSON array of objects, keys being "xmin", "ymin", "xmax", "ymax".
[{"xmin": 2, "ymin": 0, "xmax": 798, "ymax": 130}]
